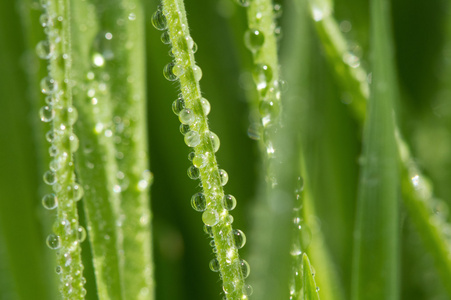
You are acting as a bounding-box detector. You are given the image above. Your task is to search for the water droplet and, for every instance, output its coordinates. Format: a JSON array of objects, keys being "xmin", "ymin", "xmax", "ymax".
[
  {"xmin": 191, "ymin": 192, "xmax": 207, "ymax": 212},
  {"xmin": 173, "ymin": 64, "xmax": 185, "ymax": 77},
  {"xmin": 49, "ymin": 145, "xmax": 58, "ymax": 157},
  {"xmin": 243, "ymin": 284, "xmax": 253, "ymax": 296},
  {"xmin": 316, "ymin": 287, "xmax": 320, "ymax": 292},
  {"xmin": 68, "ymin": 133, "xmax": 79, "ymax": 152},
  {"xmin": 233, "ymin": 229, "xmax": 246, "ymax": 249},
  {"xmin": 180, "ymin": 124, "xmax": 190, "ymax": 135},
  {"xmin": 184, "ymin": 131, "xmax": 201, "ymax": 147},
  {"xmin": 40, "ymin": 106, "xmax": 55, "ymax": 122},
  {"xmin": 222, "ymin": 194, "xmax": 237, "ymax": 211},
  {"xmin": 77, "ymin": 226, "xmax": 86, "ymax": 242},
  {"xmin": 234, "ymin": 0, "xmax": 249, "ymax": 7},
  {"xmin": 208, "ymin": 131, "xmax": 220, "ymax": 152},
  {"xmin": 200, "ymin": 98, "xmax": 211, "ymax": 115},
  {"xmin": 274, "ymin": 26, "xmax": 283, "ymax": 40},
  {"xmin": 43, "ymin": 170, "xmax": 57, "ymax": 185},
  {"xmin": 244, "ymin": 29, "xmax": 265, "ymax": 52},
  {"xmin": 259, "ymin": 99, "xmax": 280, "ymax": 119},
  {"xmin": 36, "ymin": 40, "xmax": 53, "ymax": 59},
  {"xmin": 179, "ymin": 109, "xmax": 195, "ymax": 125},
  {"xmin": 273, "ymin": 3, "xmax": 283, "ymax": 18},
  {"xmin": 46, "ymin": 234, "xmax": 61, "ymax": 249},
  {"xmin": 192, "ymin": 42, "xmax": 198, "ymax": 53},
  {"xmin": 56, "ymin": 266, "xmax": 62, "ymax": 274},
  {"xmin": 193, "ymin": 153, "xmax": 207, "ymax": 168},
  {"xmin": 40, "ymin": 77, "xmax": 57, "ymax": 94},
  {"xmin": 63, "ymin": 106, "xmax": 78, "ymax": 125},
  {"xmin": 161, "ymin": 31, "xmax": 171, "ymax": 44},
  {"xmin": 247, "ymin": 123, "xmax": 261, "ymax": 140},
  {"xmin": 202, "ymin": 209, "xmax": 219, "ymax": 226},
  {"xmin": 209, "ymin": 258, "xmax": 220, "ymax": 272},
  {"xmin": 204, "ymin": 225, "xmax": 213, "ymax": 236},
  {"xmin": 223, "ymin": 281, "xmax": 236, "ymax": 294},
  {"xmin": 253, "ymin": 64, "xmax": 273, "ymax": 92},
  {"xmin": 42, "ymin": 193, "xmax": 58, "ymax": 210},
  {"xmin": 240, "ymin": 259, "xmax": 250, "ymax": 278},
  {"xmin": 187, "ymin": 165, "xmax": 200, "ymax": 180},
  {"xmin": 92, "ymin": 53, "xmax": 105, "ymax": 67},
  {"xmin": 39, "ymin": 13, "xmax": 51, "ymax": 27},
  {"xmin": 45, "ymin": 130, "xmax": 56, "ymax": 143},
  {"xmin": 172, "ymin": 97, "xmax": 185, "ymax": 116},
  {"xmin": 69, "ymin": 183, "xmax": 84, "ymax": 201},
  {"xmin": 188, "ymin": 152, "xmax": 195, "ymax": 161},
  {"xmin": 192, "ymin": 65, "xmax": 202, "ymax": 81},
  {"xmin": 185, "ymin": 36, "xmax": 194, "ymax": 50},
  {"xmin": 128, "ymin": 13, "xmax": 136, "ymax": 21},
  {"xmin": 219, "ymin": 169, "xmax": 229, "ymax": 186},
  {"xmin": 151, "ymin": 8, "xmax": 167, "ymax": 30},
  {"xmin": 163, "ymin": 62, "xmax": 177, "ymax": 81}
]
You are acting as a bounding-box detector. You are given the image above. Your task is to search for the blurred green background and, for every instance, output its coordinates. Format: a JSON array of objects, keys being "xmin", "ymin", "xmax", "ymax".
[{"xmin": 1, "ymin": 0, "xmax": 451, "ymax": 299}]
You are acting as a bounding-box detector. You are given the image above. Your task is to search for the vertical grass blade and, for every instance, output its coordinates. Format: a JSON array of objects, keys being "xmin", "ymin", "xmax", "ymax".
[
  {"xmin": 351, "ymin": 0, "xmax": 399, "ymax": 298},
  {"xmin": 302, "ymin": 254, "xmax": 320, "ymax": 300}
]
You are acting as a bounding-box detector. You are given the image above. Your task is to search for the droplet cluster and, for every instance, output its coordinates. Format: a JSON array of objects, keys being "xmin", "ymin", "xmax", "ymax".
[
  {"xmin": 38, "ymin": 0, "xmax": 86, "ymax": 298},
  {"xmin": 153, "ymin": 2, "xmax": 251, "ymax": 298}
]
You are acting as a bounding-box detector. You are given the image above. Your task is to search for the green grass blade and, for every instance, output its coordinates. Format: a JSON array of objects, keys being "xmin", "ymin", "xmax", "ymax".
[
  {"xmin": 351, "ymin": 0, "xmax": 399, "ymax": 298},
  {"xmin": 302, "ymin": 253, "xmax": 320, "ymax": 300}
]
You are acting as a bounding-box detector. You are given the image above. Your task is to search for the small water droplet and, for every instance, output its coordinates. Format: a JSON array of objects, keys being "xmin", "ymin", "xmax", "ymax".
[
  {"xmin": 203, "ymin": 225, "xmax": 213, "ymax": 236},
  {"xmin": 243, "ymin": 284, "xmax": 253, "ymax": 296},
  {"xmin": 191, "ymin": 193, "xmax": 207, "ymax": 212},
  {"xmin": 222, "ymin": 194, "xmax": 237, "ymax": 211},
  {"xmin": 63, "ymin": 106, "xmax": 78, "ymax": 125},
  {"xmin": 173, "ymin": 64, "xmax": 185, "ymax": 77},
  {"xmin": 68, "ymin": 133, "xmax": 79, "ymax": 152},
  {"xmin": 55, "ymin": 266, "xmax": 62, "ymax": 274},
  {"xmin": 180, "ymin": 124, "xmax": 190, "ymax": 135},
  {"xmin": 273, "ymin": 3, "xmax": 283, "ymax": 18},
  {"xmin": 187, "ymin": 165, "xmax": 200, "ymax": 180},
  {"xmin": 40, "ymin": 77, "xmax": 57, "ymax": 94},
  {"xmin": 161, "ymin": 31, "xmax": 171, "ymax": 44},
  {"xmin": 163, "ymin": 62, "xmax": 177, "ymax": 81},
  {"xmin": 193, "ymin": 153, "xmax": 207, "ymax": 168},
  {"xmin": 244, "ymin": 29, "xmax": 265, "ymax": 52},
  {"xmin": 233, "ymin": 229, "xmax": 246, "ymax": 249},
  {"xmin": 209, "ymin": 258, "xmax": 220, "ymax": 272},
  {"xmin": 188, "ymin": 152, "xmax": 195, "ymax": 161},
  {"xmin": 202, "ymin": 209, "xmax": 219, "ymax": 226},
  {"xmin": 253, "ymin": 64, "xmax": 273, "ymax": 92},
  {"xmin": 46, "ymin": 234, "xmax": 61, "ymax": 249},
  {"xmin": 49, "ymin": 145, "xmax": 58, "ymax": 157},
  {"xmin": 192, "ymin": 65, "xmax": 202, "ymax": 81},
  {"xmin": 185, "ymin": 36, "xmax": 194, "ymax": 50},
  {"xmin": 200, "ymin": 98, "xmax": 211, "ymax": 115},
  {"xmin": 39, "ymin": 13, "xmax": 51, "ymax": 27},
  {"xmin": 207, "ymin": 131, "xmax": 220, "ymax": 152},
  {"xmin": 259, "ymin": 99, "xmax": 279, "ymax": 119},
  {"xmin": 179, "ymin": 109, "xmax": 195, "ymax": 125},
  {"xmin": 43, "ymin": 170, "xmax": 57, "ymax": 185},
  {"xmin": 240, "ymin": 259, "xmax": 250, "ymax": 278},
  {"xmin": 223, "ymin": 281, "xmax": 236, "ymax": 294},
  {"xmin": 128, "ymin": 13, "xmax": 136, "ymax": 21},
  {"xmin": 151, "ymin": 8, "xmax": 167, "ymax": 31},
  {"xmin": 36, "ymin": 40, "xmax": 53, "ymax": 59},
  {"xmin": 92, "ymin": 53, "xmax": 105, "ymax": 67},
  {"xmin": 42, "ymin": 193, "xmax": 58, "ymax": 210},
  {"xmin": 69, "ymin": 183, "xmax": 84, "ymax": 201},
  {"xmin": 192, "ymin": 42, "xmax": 198, "ymax": 53},
  {"xmin": 184, "ymin": 131, "xmax": 201, "ymax": 147},
  {"xmin": 234, "ymin": 0, "xmax": 249, "ymax": 7},
  {"xmin": 40, "ymin": 106, "xmax": 55, "ymax": 122},
  {"xmin": 247, "ymin": 123, "xmax": 261, "ymax": 140},
  {"xmin": 219, "ymin": 169, "xmax": 229, "ymax": 186},
  {"xmin": 45, "ymin": 130, "xmax": 56, "ymax": 143},
  {"xmin": 77, "ymin": 226, "xmax": 86, "ymax": 242}
]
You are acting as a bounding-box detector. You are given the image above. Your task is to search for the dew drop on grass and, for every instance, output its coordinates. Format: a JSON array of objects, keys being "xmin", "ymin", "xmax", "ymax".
[
  {"xmin": 179, "ymin": 124, "xmax": 190, "ymax": 135},
  {"xmin": 185, "ymin": 36, "xmax": 194, "ymax": 50},
  {"xmin": 160, "ymin": 31, "xmax": 171, "ymax": 44},
  {"xmin": 39, "ymin": 13, "xmax": 50, "ymax": 27},
  {"xmin": 92, "ymin": 53, "xmax": 105, "ymax": 67},
  {"xmin": 68, "ymin": 133, "xmax": 79, "ymax": 152},
  {"xmin": 184, "ymin": 131, "xmax": 201, "ymax": 147},
  {"xmin": 253, "ymin": 64, "xmax": 273, "ymax": 92},
  {"xmin": 193, "ymin": 153, "xmax": 207, "ymax": 168},
  {"xmin": 219, "ymin": 169, "xmax": 229, "ymax": 186},
  {"xmin": 240, "ymin": 259, "xmax": 250, "ymax": 278},
  {"xmin": 204, "ymin": 225, "xmax": 213, "ymax": 236},
  {"xmin": 244, "ymin": 29, "xmax": 265, "ymax": 52},
  {"xmin": 69, "ymin": 183, "xmax": 84, "ymax": 201},
  {"xmin": 46, "ymin": 130, "xmax": 56, "ymax": 143},
  {"xmin": 223, "ymin": 281, "xmax": 236, "ymax": 294},
  {"xmin": 179, "ymin": 109, "xmax": 195, "ymax": 125},
  {"xmin": 191, "ymin": 192, "xmax": 207, "ymax": 212},
  {"xmin": 188, "ymin": 152, "xmax": 195, "ymax": 161},
  {"xmin": 40, "ymin": 76, "xmax": 57, "ymax": 94},
  {"xmin": 202, "ymin": 209, "xmax": 219, "ymax": 226},
  {"xmin": 207, "ymin": 131, "xmax": 220, "ymax": 152},
  {"xmin": 77, "ymin": 226, "xmax": 86, "ymax": 242},
  {"xmin": 36, "ymin": 40, "xmax": 53, "ymax": 59},
  {"xmin": 49, "ymin": 159, "xmax": 61, "ymax": 172},
  {"xmin": 163, "ymin": 62, "xmax": 177, "ymax": 81},
  {"xmin": 187, "ymin": 165, "xmax": 200, "ymax": 179},
  {"xmin": 273, "ymin": 3, "xmax": 283, "ymax": 18},
  {"xmin": 49, "ymin": 145, "xmax": 58, "ymax": 157},
  {"xmin": 235, "ymin": 0, "xmax": 249, "ymax": 7},
  {"xmin": 209, "ymin": 258, "xmax": 220, "ymax": 272},
  {"xmin": 192, "ymin": 42, "xmax": 198, "ymax": 53},
  {"xmin": 192, "ymin": 65, "xmax": 202, "ymax": 81},
  {"xmin": 63, "ymin": 106, "xmax": 78, "ymax": 125},
  {"xmin": 222, "ymin": 194, "xmax": 237, "ymax": 211},
  {"xmin": 247, "ymin": 123, "xmax": 261, "ymax": 140},
  {"xmin": 40, "ymin": 106, "xmax": 55, "ymax": 122},
  {"xmin": 55, "ymin": 266, "xmax": 62, "ymax": 274},
  {"xmin": 200, "ymin": 98, "xmax": 211, "ymax": 115},
  {"xmin": 243, "ymin": 284, "xmax": 253, "ymax": 296},
  {"xmin": 46, "ymin": 234, "xmax": 61, "ymax": 249},
  {"xmin": 43, "ymin": 170, "xmax": 57, "ymax": 185},
  {"xmin": 259, "ymin": 99, "xmax": 280, "ymax": 119},
  {"xmin": 151, "ymin": 8, "xmax": 167, "ymax": 31},
  {"xmin": 233, "ymin": 229, "xmax": 246, "ymax": 249},
  {"xmin": 173, "ymin": 64, "xmax": 185, "ymax": 77},
  {"xmin": 42, "ymin": 193, "xmax": 58, "ymax": 210}
]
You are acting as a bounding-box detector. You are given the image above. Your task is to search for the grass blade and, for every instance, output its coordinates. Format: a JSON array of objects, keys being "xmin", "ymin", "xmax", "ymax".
[{"xmin": 302, "ymin": 254, "xmax": 320, "ymax": 300}]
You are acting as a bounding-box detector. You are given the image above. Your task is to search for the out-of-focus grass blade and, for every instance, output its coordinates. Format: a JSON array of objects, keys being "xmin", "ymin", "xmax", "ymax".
[
  {"xmin": 302, "ymin": 253, "xmax": 320, "ymax": 300},
  {"xmin": 351, "ymin": 0, "xmax": 399, "ymax": 298}
]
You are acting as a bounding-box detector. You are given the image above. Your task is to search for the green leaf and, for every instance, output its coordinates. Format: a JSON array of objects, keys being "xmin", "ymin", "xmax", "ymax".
[{"xmin": 303, "ymin": 253, "xmax": 320, "ymax": 300}]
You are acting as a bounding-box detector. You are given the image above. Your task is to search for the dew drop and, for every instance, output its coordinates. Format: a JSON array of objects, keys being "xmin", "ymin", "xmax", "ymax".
[
  {"xmin": 232, "ymin": 229, "xmax": 246, "ymax": 249},
  {"xmin": 49, "ymin": 145, "xmax": 58, "ymax": 157},
  {"xmin": 193, "ymin": 153, "xmax": 207, "ymax": 168},
  {"xmin": 191, "ymin": 193, "xmax": 207, "ymax": 212},
  {"xmin": 77, "ymin": 226, "xmax": 87, "ymax": 242},
  {"xmin": 36, "ymin": 40, "xmax": 53, "ymax": 59},
  {"xmin": 184, "ymin": 131, "xmax": 201, "ymax": 147},
  {"xmin": 188, "ymin": 152, "xmax": 195, "ymax": 161},
  {"xmin": 46, "ymin": 234, "xmax": 61, "ymax": 249},
  {"xmin": 219, "ymin": 169, "xmax": 229, "ymax": 186},
  {"xmin": 39, "ymin": 13, "xmax": 50, "ymax": 27},
  {"xmin": 243, "ymin": 284, "xmax": 253, "ymax": 296},
  {"xmin": 200, "ymin": 98, "xmax": 211, "ymax": 115},
  {"xmin": 253, "ymin": 64, "xmax": 273, "ymax": 92},
  {"xmin": 92, "ymin": 53, "xmax": 105, "ymax": 67},
  {"xmin": 185, "ymin": 36, "xmax": 194, "ymax": 50},
  {"xmin": 274, "ymin": 26, "xmax": 283, "ymax": 40},
  {"xmin": 234, "ymin": 0, "xmax": 249, "ymax": 7},
  {"xmin": 69, "ymin": 183, "xmax": 84, "ymax": 201},
  {"xmin": 173, "ymin": 64, "xmax": 185, "ymax": 77},
  {"xmin": 42, "ymin": 193, "xmax": 58, "ymax": 210},
  {"xmin": 222, "ymin": 194, "xmax": 237, "ymax": 211},
  {"xmin": 151, "ymin": 8, "xmax": 167, "ymax": 31},
  {"xmin": 180, "ymin": 124, "xmax": 190, "ymax": 135},
  {"xmin": 128, "ymin": 13, "xmax": 136, "ymax": 21},
  {"xmin": 163, "ymin": 62, "xmax": 177, "ymax": 81},
  {"xmin": 63, "ymin": 106, "xmax": 78, "ymax": 125},
  {"xmin": 207, "ymin": 131, "xmax": 220, "ymax": 152},
  {"xmin": 179, "ymin": 109, "xmax": 195, "ymax": 125},
  {"xmin": 40, "ymin": 106, "xmax": 55, "ymax": 122},
  {"xmin": 192, "ymin": 65, "xmax": 202, "ymax": 81},
  {"xmin": 46, "ymin": 130, "xmax": 56, "ymax": 143},
  {"xmin": 40, "ymin": 77, "xmax": 57, "ymax": 94},
  {"xmin": 273, "ymin": 3, "xmax": 283, "ymax": 17},
  {"xmin": 203, "ymin": 225, "xmax": 213, "ymax": 236},
  {"xmin": 240, "ymin": 259, "xmax": 250, "ymax": 278},
  {"xmin": 56, "ymin": 266, "xmax": 62, "ymax": 274},
  {"xmin": 259, "ymin": 99, "xmax": 280, "ymax": 119},
  {"xmin": 49, "ymin": 159, "xmax": 61, "ymax": 172},
  {"xmin": 68, "ymin": 133, "xmax": 79, "ymax": 152},
  {"xmin": 187, "ymin": 165, "xmax": 200, "ymax": 180},
  {"xmin": 202, "ymin": 209, "xmax": 219, "ymax": 226},
  {"xmin": 223, "ymin": 281, "xmax": 236, "ymax": 294},
  {"xmin": 192, "ymin": 42, "xmax": 198, "ymax": 53},
  {"xmin": 244, "ymin": 29, "xmax": 265, "ymax": 52},
  {"xmin": 43, "ymin": 170, "xmax": 57, "ymax": 185},
  {"xmin": 161, "ymin": 31, "xmax": 171, "ymax": 44},
  {"xmin": 247, "ymin": 123, "xmax": 261, "ymax": 140},
  {"xmin": 209, "ymin": 258, "xmax": 220, "ymax": 272}
]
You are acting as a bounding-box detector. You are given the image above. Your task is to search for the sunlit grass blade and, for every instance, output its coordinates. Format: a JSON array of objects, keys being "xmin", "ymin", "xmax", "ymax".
[
  {"xmin": 302, "ymin": 254, "xmax": 320, "ymax": 300},
  {"xmin": 351, "ymin": 0, "xmax": 399, "ymax": 298}
]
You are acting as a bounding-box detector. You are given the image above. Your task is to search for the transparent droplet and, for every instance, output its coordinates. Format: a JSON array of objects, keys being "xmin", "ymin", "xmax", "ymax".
[
  {"xmin": 191, "ymin": 192, "xmax": 207, "ymax": 212},
  {"xmin": 192, "ymin": 65, "xmax": 202, "ymax": 81},
  {"xmin": 77, "ymin": 226, "xmax": 87, "ymax": 242},
  {"xmin": 40, "ymin": 106, "xmax": 55, "ymax": 122},
  {"xmin": 46, "ymin": 130, "xmax": 56, "ymax": 143},
  {"xmin": 69, "ymin": 183, "xmax": 84, "ymax": 201},
  {"xmin": 68, "ymin": 133, "xmax": 79, "ymax": 152},
  {"xmin": 233, "ymin": 229, "xmax": 246, "ymax": 249},
  {"xmin": 180, "ymin": 124, "xmax": 190, "ymax": 135},
  {"xmin": 243, "ymin": 284, "xmax": 253, "ymax": 296},
  {"xmin": 184, "ymin": 131, "xmax": 201, "ymax": 147},
  {"xmin": 247, "ymin": 123, "xmax": 261, "ymax": 140},
  {"xmin": 46, "ymin": 234, "xmax": 61, "ymax": 249},
  {"xmin": 300, "ymin": 221, "xmax": 312, "ymax": 249},
  {"xmin": 160, "ymin": 31, "xmax": 171, "ymax": 44},
  {"xmin": 235, "ymin": 0, "xmax": 249, "ymax": 7},
  {"xmin": 192, "ymin": 42, "xmax": 198, "ymax": 53},
  {"xmin": 253, "ymin": 64, "xmax": 273, "ymax": 92},
  {"xmin": 49, "ymin": 159, "xmax": 61, "ymax": 172},
  {"xmin": 188, "ymin": 152, "xmax": 195, "ymax": 161},
  {"xmin": 171, "ymin": 96, "xmax": 185, "ymax": 115},
  {"xmin": 208, "ymin": 131, "xmax": 220, "ymax": 152},
  {"xmin": 274, "ymin": 26, "xmax": 283, "ymax": 40},
  {"xmin": 42, "ymin": 193, "xmax": 58, "ymax": 210},
  {"xmin": 187, "ymin": 165, "xmax": 200, "ymax": 180},
  {"xmin": 202, "ymin": 209, "xmax": 219, "ymax": 226},
  {"xmin": 55, "ymin": 266, "xmax": 62, "ymax": 274},
  {"xmin": 128, "ymin": 13, "xmax": 136, "ymax": 21},
  {"xmin": 185, "ymin": 36, "xmax": 194, "ymax": 50},
  {"xmin": 49, "ymin": 145, "xmax": 58, "ymax": 157},
  {"xmin": 209, "ymin": 258, "xmax": 220, "ymax": 272},
  {"xmin": 222, "ymin": 194, "xmax": 237, "ymax": 211},
  {"xmin": 200, "ymin": 98, "xmax": 211, "ymax": 115},
  {"xmin": 163, "ymin": 62, "xmax": 177, "ymax": 81},
  {"xmin": 219, "ymin": 169, "xmax": 229, "ymax": 186},
  {"xmin": 193, "ymin": 153, "xmax": 207, "ymax": 168},
  {"xmin": 179, "ymin": 109, "xmax": 195, "ymax": 125},
  {"xmin": 259, "ymin": 99, "xmax": 280, "ymax": 119},
  {"xmin": 92, "ymin": 53, "xmax": 105, "ymax": 67},
  {"xmin": 36, "ymin": 40, "xmax": 53, "ymax": 59},
  {"xmin": 151, "ymin": 9, "xmax": 167, "ymax": 30},
  {"xmin": 173, "ymin": 64, "xmax": 185, "ymax": 77},
  {"xmin": 273, "ymin": 3, "xmax": 283, "ymax": 18},
  {"xmin": 63, "ymin": 106, "xmax": 78, "ymax": 125},
  {"xmin": 223, "ymin": 281, "xmax": 236, "ymax": 294},
  {"xmin": 40, "ymin": 76, "xmax": 57, "ymax": 94},
  {"xmin": 39, "ymin": 13, "xmax": 50, "ymax": 27},
  {"xmin": 244, "ymin": 29, "xmax": 265, "ymax": 52},
  {"xmin": 203, "ymin": 225, "xmax": 213, "ymax": 236},
  {"xmin": 43, "ymin": 170, "xmax": 57, "ymax": 185},
  {"xmin": 240, "ymin": 259, "xmax": 250, "ymax": 278}
]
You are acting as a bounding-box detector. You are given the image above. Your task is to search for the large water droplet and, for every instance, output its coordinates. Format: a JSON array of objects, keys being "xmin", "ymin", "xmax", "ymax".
[
  {"xmin": 163, "ymin": 62, "xmax": 177, "ymax": 81},
  {"xmin": 202, "ymin": 209, "xmax": 219, "ymax": 226},
  {"xmin": 46, "ymin": 234, "xmax": 61, "ymax": 249},
  {"xmin": 223, "ymin": 281, "xmax": 236, "ymax": 294},
  {"xmin": 200, "ymin": 98, "xmax": 211, "ymax": 115},
  {"xmin": 36, "ymin": 40, "xmax": 53, "ymax": 59},
  {"xmin": 43, "ymin": 170, "xmax": 57, "ymax": 185},
  {"xmin": 40, "ymin": 106, "xmax": 55, "ymax": 122},
  {"xmin": 219, "ymin": 169, "xmax": 229, "ymax": 186},
  {"xmin": 209, "ymin": 258, "xmax": 220, "ymax": 272},
  {"xmin": 243, "ymin": 284, "xmax": 253, "ymax": 296},
  {"xmin": 40, "ymin": 77, "xmax": 57, "ymax": 94},
  {"xmin": 193, "ymin": 153, "xmax": 207, "ymax": 168},
  {"xmin": 42, "ymin": 193, "xmax": 58, "ymax": 210},
  {"xmin": 179, "ymin": 124, "xmax": 190, "ymax": 135},
  {"xmin": 179, "ymin": 108, "xmax": 195, "ymax": 125},
  {"xmin": 184, "ymin": 131, "xmax": 201, "ymax": 147},
  {"xmin": 68, "ymin": 133, "xmax": 79, "ymax": 152},
  {"xmin": 187, "ymin": 166, "xmax": 200, "ymax": 180},
  {"xmin": 222, "ymin": 194, "xmax": 236, "ymax": 211},
  {"xmin": 62, "ymin": 106, "xmax": 78, "ymax": 125},
  {"xmin": 233, "ymin": 229, "xmax": 246, "ymax": 249},
  {"xmin": 253, "ymin": 64, "xmax": 273, "ymax": 92},
  {"xmin": 240, "ymin": 259, "xmax": 250, "ymax": 278},
  {"xmin": 191, "ymin": 193, "xmax": 207, "ymax": 212},
  {"xmin": 192, "ymin": 65, "xmax": 202, "ymax": 81},
  {"xmin": 151, "ymin": 8, "xmax": 167, "ymax": 31},
  {"xmin": 77, "ymin": 226, "xmax": 86, "ymax": 242},
  {"xmin": 244, "ymin": 29, "xmax": 265, "ymax": 52},
  {"xmin": 259, "ymin": 99, "xmax": 280, "ymax": 119},
  {"xmin": 160, "ymin": 31, "xmax": 171, "ymax": 44},
  {"xmin": 208, "ymin": 131, "xmax": 220, "ymax": 152}
]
